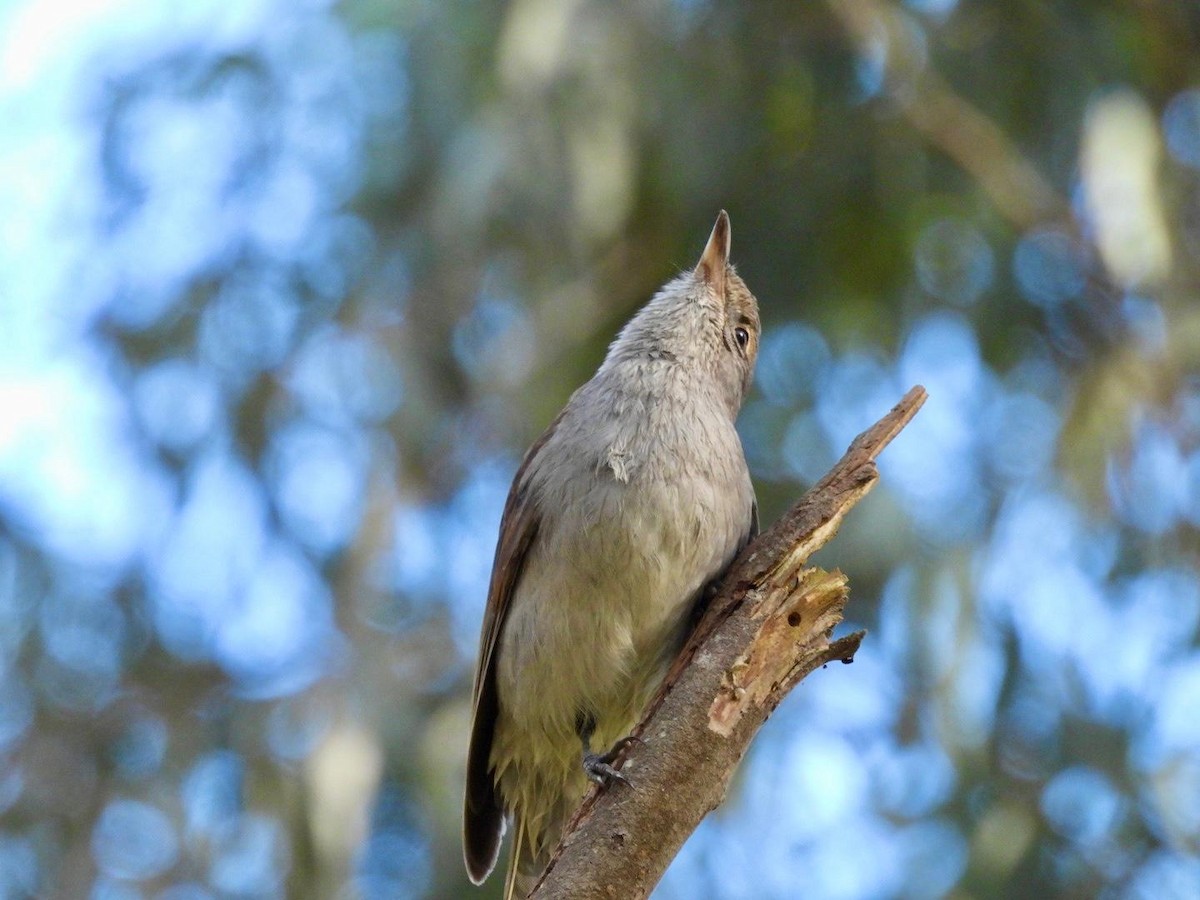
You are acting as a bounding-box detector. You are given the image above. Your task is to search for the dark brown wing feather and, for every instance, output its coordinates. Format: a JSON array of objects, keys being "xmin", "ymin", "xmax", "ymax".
[{"xmin": 462, "ymin": 412, "xmax": 563, "ymax": 883}]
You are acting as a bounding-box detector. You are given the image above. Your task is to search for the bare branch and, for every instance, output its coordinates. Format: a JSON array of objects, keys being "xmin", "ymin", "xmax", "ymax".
[{"xmin": 529, "ymin": 386, "xmax": 928, "ymax": 899}]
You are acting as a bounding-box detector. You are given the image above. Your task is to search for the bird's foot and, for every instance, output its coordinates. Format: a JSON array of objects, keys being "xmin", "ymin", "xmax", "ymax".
[{"xmin": 582, "ymin": 735, "xmax": 642, "ymax": 787}]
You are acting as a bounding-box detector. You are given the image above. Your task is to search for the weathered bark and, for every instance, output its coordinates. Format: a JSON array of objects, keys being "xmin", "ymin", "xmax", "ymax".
[{"xmin": 529, "ymin": 385, "xmax": 927, "ymax": 899}]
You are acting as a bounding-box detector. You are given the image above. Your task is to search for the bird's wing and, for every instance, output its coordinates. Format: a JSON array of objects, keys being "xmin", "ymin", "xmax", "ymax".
[{"xmin": 462, "ymin": 410, "xmax": 564, "ymax": 884}]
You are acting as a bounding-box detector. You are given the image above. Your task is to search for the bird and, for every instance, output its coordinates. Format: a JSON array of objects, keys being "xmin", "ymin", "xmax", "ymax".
[{"xmin": 464, "ymin": 211, "xmax": 760, "ymax": 898}]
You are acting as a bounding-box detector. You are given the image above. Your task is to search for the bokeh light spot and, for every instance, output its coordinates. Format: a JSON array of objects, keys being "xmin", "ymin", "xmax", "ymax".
[
  {"xmin": 914, "ymin": 217, "xmax": 995, "ymax": 306},
  {"xmin": 91, "ymin": 799, "xmax": 178, "ymax": 881},
  {"xmin": 1163, "ymin": 88, "xmax": 1200, "ymax": 169}
]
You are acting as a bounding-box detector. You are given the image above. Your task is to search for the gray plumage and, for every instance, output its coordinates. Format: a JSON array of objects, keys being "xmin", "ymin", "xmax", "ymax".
[{"xmin": 464, "ymin": 211, "xmax": 761, "ymax": 897}]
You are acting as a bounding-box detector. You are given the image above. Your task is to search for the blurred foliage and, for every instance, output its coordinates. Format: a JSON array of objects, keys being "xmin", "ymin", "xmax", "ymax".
[{"xmin": 1, "ymin": 0, "xmax": 1200, "ymax": 897}]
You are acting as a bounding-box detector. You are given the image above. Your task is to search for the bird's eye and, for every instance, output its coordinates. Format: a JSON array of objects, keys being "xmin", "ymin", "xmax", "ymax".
[{"xmin": 734, "ymin": 326, "xmax": 750, "ymax": 348}]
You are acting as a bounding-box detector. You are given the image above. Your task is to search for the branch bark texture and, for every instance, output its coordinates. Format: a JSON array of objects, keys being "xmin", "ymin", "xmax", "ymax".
[{"xmin": 529, "ymin": 386, "xmax": 928, "ymax": 899}]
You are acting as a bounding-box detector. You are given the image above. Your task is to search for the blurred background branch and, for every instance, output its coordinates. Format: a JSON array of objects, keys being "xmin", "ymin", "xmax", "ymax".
[{"xmin": 826, "ymin": 0, "xmax": 1067, "ymax": 229}]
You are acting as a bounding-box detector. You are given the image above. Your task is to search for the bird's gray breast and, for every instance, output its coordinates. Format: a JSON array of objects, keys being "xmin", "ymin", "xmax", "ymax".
[
  {"xmin": 543, "ymin": 378, "xmax": 753, "ymax": 613},
  {"xmin": 494, "ymin": 369, "xmax": 753, "ymax": 752}
]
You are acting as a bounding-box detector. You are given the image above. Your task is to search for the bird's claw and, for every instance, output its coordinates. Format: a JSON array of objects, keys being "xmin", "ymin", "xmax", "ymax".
[
  {"xmin": 581, "ymin": 735, "xmax": 642, "ymax": 788},
  {"xmin": 583, "ymin": 753, "xmax": 630, "ymax": 787}
]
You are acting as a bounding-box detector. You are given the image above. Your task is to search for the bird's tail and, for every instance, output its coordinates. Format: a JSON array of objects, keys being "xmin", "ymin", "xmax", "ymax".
[
  {"xmin": 502, "ymin": 814, "xmax": 525, "ymax": 900},
  {"xmin": 503, "ymin": 813, "xmax": 540, "ymax": 900},
  {"xmin": 504, "ymin": 802, "xmax": 572, "ymax": 900}
]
